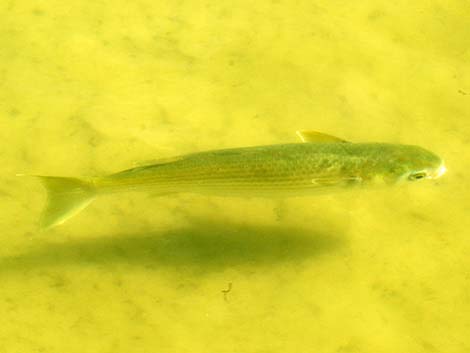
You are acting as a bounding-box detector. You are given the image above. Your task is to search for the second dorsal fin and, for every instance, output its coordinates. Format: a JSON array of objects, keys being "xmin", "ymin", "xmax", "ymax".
[
  {"xmin": 296, "ymin": 130, "xmax": 349, "ymax": 143},
  {"xmin": 133, "ymin": 155, "xmax": 185, "ymax": 167}
]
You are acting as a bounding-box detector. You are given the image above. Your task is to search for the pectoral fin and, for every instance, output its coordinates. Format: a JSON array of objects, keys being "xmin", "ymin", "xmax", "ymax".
[
  {"xmin": 296, "ymin": 130, "xmax": 349, "ymax": 143},
  {"xmin": 311, "ymin": 176, "xmax": 362, "ymax": 187}
]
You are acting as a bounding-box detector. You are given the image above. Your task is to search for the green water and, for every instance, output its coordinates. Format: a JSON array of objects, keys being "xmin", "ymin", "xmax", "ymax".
[{"xmin": 1, "ymin": 1, "xmax": 469, "ymax": 352}]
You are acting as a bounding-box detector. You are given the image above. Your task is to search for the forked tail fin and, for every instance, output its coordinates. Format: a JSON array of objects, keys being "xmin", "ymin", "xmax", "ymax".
[{"xmin": 35, "ymin": 176, "xmax": 96, "ymax": 229}]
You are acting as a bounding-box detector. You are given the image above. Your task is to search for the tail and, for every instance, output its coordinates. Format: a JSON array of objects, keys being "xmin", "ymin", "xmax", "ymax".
[{"xmin": 34, "ymin": 176, "xmax": 96, "ymax": 229}]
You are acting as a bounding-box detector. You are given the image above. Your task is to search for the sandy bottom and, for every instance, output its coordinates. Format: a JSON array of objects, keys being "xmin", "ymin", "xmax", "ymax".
[{"xmin": 1, "ymin": 1, "xmax": 470, "ymax": 352}]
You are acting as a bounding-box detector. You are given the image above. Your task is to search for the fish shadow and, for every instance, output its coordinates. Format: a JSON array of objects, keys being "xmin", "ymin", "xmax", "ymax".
[{"xmin": 1, "ymin": 220, "xmax": 346, "ymax": 274}]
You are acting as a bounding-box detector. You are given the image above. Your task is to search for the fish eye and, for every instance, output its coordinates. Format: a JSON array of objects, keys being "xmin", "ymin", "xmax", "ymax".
[{"xmin": 408, "ymin": 171, "xmax": 427, "ymax": 181}]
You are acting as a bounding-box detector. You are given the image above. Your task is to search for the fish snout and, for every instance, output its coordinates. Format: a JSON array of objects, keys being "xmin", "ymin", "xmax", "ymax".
[{"xmin": 432, "ymin": 163, "xmax": 447, "ymax": 179}]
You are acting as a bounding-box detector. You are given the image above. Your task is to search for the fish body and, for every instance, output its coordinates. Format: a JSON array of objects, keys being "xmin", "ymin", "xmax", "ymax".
[
  {"xmin": 34, "ymin": 131, "xmax": 446, "ymax": 228},
  {"xmin": 95, "ymin": 143, "xmax": 442, "ymax": 195}
]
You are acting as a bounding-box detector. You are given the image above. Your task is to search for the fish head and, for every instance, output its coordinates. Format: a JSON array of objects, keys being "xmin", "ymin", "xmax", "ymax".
[{"xmin": 382, "ymin": 144, "xmax": 446, "ymax": 185}]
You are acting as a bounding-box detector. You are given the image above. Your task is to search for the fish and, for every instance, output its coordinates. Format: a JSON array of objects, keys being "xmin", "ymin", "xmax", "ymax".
[{"xmin": 31, "ymin": 130, "xmax": 446, "ymax": 229}]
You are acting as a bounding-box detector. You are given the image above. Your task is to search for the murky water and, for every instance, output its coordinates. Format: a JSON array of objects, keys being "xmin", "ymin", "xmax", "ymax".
[{"xmin": 1, "ymin": 1, "xmax": 469, "ymax": 352}]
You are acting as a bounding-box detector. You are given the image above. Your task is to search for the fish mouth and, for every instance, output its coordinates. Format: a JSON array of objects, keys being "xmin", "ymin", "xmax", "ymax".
[{"xmin": 432, "ymin": 163, "xmax": 447, "ymax": 179}]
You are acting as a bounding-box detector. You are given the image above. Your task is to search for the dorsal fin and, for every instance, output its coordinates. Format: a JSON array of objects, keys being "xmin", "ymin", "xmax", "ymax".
[
  {"xmin": 296, "ymin": 130, "xmax": 349, "ymax": 143},
  {"xmin": 111, "ymin": 155, "xmax": 186, "ymax": 177}
]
